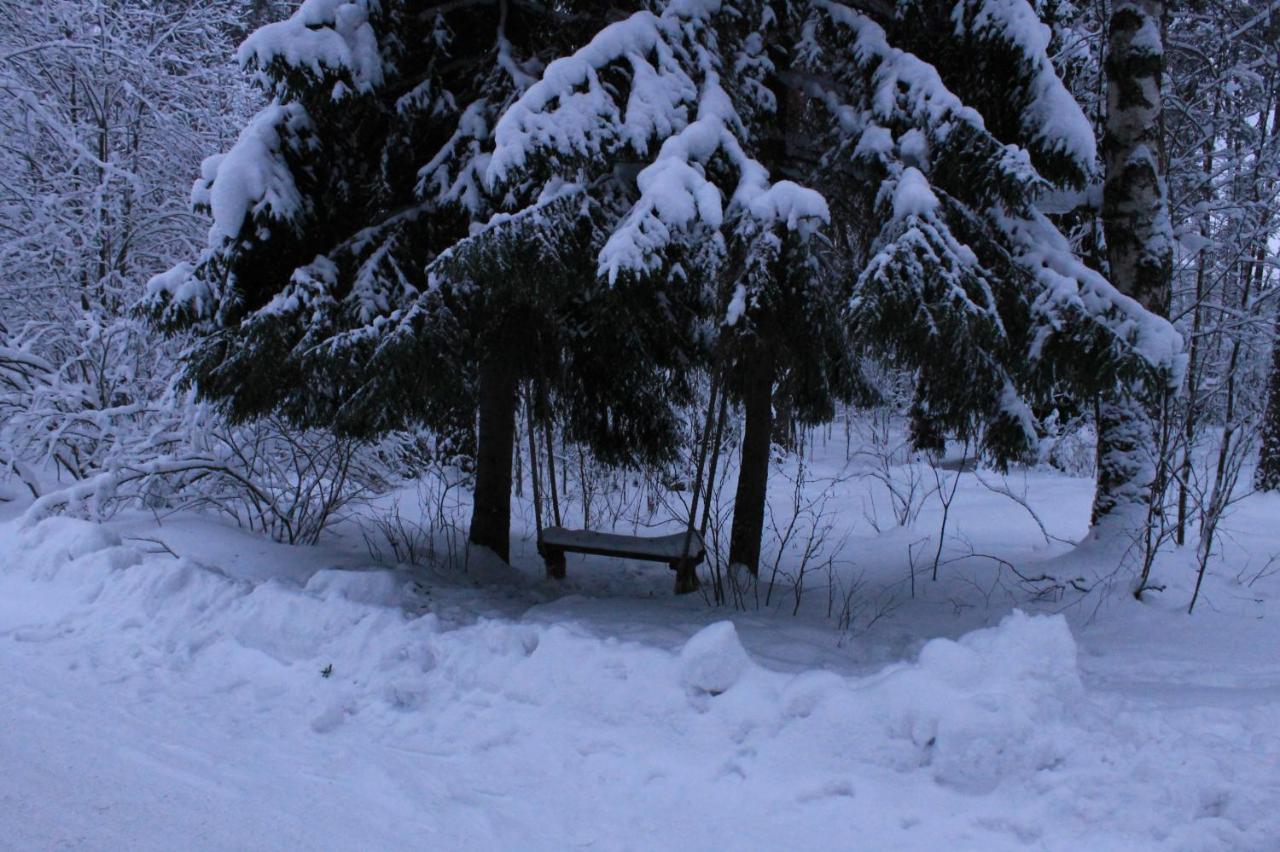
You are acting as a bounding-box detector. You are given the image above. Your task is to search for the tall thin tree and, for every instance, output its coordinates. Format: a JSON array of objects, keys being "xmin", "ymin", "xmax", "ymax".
[{"xmin": 1093, "ymin": 0, "xmax": 1175, "ymax": 528}]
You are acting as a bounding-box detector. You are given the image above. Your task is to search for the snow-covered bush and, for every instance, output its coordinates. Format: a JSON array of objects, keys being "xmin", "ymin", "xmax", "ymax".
[
  {"xmin": 18, "ymin": 399, "xmax": 412, "ymax": 546},
  {"xmin": 0, "ymin": 0, "xmax": 253, "ymax": 325},
  {"xmin": 0, "ymin": 315, "xmax": 175, "ymax": 484},
  {"xmin": 1, "ymin": 315, "xmax": 410, "ymax": 545},
  {"xmin": 1037, "ymin": 410, "xmax": 1097, "ymax": 477},
  {"xmin": 0, "ymin": 0, "xmax": 417, "ymax": 546}
]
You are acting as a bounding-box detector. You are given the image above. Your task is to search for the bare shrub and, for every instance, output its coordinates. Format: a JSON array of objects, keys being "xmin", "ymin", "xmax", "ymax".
[
  {"xmin": 762, "ymin": 445, "xmax": 852, "ymax": 615},
  {"xmin": 851, "ymin": 407, "xmax": 929, "ymax": 530},
  {"xmin": 24, "ymin": 411, "xmax": 407, "ymax": 546},
  {"xmin": 361, "ymin": 465, "xmax": 468, "ymax": 569}
]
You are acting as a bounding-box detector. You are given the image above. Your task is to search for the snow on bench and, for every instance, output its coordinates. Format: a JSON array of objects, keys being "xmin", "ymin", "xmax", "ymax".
[
  {"xmin": 539, "ymin": 527, "xmax": 705, "ymax": 561},
  {"xmin": 537, "ymin": 526, "xmax": 705, "ymax": 594}
]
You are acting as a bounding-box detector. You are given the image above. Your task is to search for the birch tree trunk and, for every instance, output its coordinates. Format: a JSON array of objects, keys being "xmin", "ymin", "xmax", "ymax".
[
  {"xmin": 1257, "ymin": 313, "xmax": 1280, "ymax": 491},
  {"xmin": 1251, "ymin": 95, "xmax": 1280, "ymax": 492},
  {"xmin": 1092, "ymin": 0, "xmax": 1174, "ymax": 527}
]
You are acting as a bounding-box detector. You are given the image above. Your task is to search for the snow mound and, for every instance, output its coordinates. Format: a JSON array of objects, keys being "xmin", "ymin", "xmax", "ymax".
[
  {"xmin": 889, "ymin": 611, "xmax": 1081, "ymax": 792},
  {"xmin": 2, "ymin": 518, "xmax": 1081, "ymax": 801},
  {"xmin": 2, "ymin": 518, "xmax": 1275, "ymax": 849},
  {"xmin": 465, "ymin": 543, "xmax": 530, "ymax": 586},
  {"xmin": 755, "ymin": 611, "xmax": 1082, "ymax": 796},
  {"xmin": 304, "ymin": 568, "xmax": 405, "ymax": 607},
  {"xmin": 678, "ymin": 620, "xmax": 755, "ymax": 694},
  {"xmin": 0, "ymin": 518, "xmax": 435, "ymax": 680},
  {"xmin": 7, "ymin": 516, "xmax": 136, "ymax": 579}
]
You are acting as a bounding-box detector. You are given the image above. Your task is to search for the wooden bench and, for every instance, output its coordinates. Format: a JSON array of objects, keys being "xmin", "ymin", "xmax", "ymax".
[{"xmin": 538, "ymin": 526, "xmax": 705, "ymax": 594}]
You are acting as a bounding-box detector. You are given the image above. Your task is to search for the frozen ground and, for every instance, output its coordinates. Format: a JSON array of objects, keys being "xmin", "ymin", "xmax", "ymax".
[{"xmin": 1, "ymin": 445, "xmax": 1278, "ymax": 850}]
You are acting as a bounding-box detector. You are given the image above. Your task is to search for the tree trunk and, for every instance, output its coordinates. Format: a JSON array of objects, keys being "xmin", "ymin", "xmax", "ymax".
[
  {"xmin": 1255, "ymin": 290, "xmax": 1280, "ymax": 492},
  {"xmin": 469, "ymin": 352, "xmax": 518, "ymax": 562},
  {"xmin": 729, "ymin": 352, "xmax": 774, "ymax": 575},
  {"xmin": 1092, "ymin": 0, "xmax": 1173, "ymax": 526},
  {"xmin": 1252, "ymin": 97, "xmax": 1280, "ymax": 491},
  {"xmin": 1175, "ymin": 124, "xmax": 1215, "ymax": 543},
  {"xmin": 1094, "ymin": 394, "xmax": 1157, "ymax": 522}
]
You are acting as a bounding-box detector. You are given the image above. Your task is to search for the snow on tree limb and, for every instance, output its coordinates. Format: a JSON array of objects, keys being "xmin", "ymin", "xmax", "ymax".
[
  {"xmin": 487, "ymin": 2, "xmax": 827, "ymax": 286},
  {"xmin": 192, "ymin": 102, "xmax": 314, "ymax": 248},
  {"xmin": 958, "ymin": 0, "xmax": 1098, "ymax": 170},
  {"xmin": 1009, "ymin": 210, "xmax": 1183, "ymax": 382},
  {"xmin": 239, "ymin": 0, "xmax": 384, "ymax": 95},
  {"xmin": 486, "ymin": 11, "xmax": 682, "ymax": 180},
  {"xmin": 814, "ymin": 0, "xmax": 1181, "ymax": 387}
]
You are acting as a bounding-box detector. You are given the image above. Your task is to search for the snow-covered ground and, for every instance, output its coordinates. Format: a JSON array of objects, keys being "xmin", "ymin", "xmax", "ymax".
[{"xmin": 2, "ymin": 445, "xmax": 1279, "ymax": 850}]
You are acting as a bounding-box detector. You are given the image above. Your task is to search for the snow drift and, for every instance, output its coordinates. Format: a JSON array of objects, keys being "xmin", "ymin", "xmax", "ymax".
[{"xmin": 1, "ymin": 517, "xmax": 1275, "ymax": 850}]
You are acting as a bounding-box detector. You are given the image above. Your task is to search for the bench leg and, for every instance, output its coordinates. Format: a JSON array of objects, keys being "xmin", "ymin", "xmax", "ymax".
[
  {"xmin": 672, "ymin": 559, "xmax": 699, "ymax": 595},
  {"xmin": 544, "ymin": 548, "xmax": 566, "ymax": 581}
]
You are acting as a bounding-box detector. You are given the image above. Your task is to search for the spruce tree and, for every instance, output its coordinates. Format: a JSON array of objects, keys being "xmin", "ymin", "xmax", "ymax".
[
  {"xmin": 145, "ymin": 0, "xmax": 691, "ymax": 562},
  {"xmin": 150, "ymin": 0, "xmax": 1184, "ymax": 574},
  {"xmin": 481, "ymin": 0, "xmax": 1184, "ymax": 573}
]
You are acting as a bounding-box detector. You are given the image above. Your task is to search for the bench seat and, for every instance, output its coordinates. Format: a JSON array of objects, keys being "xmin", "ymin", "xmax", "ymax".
[{"xmin": 537, "ymin": 526, "xmax": 704, "ymax": 594}]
